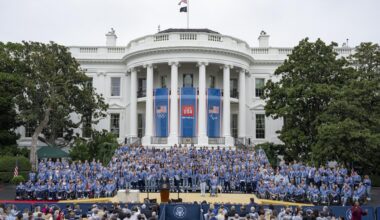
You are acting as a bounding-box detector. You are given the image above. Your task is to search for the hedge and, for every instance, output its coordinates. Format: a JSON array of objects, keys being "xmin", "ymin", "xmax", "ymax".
[
  {"xmin": 0, "ymin": 156, "xmax": 31, "ymax": 183},
  {"xmin": 370, "ymin": 175, "xmax": 380, "ymax": 187},
  {"xmin": 11, "ymin": 175, "xmax": 25, "ymax": 184},
  {"xmin": 0, "ymin": 156, "xmax": 31, "ymax": 172},
  {"xmin": 0, "ymin": 171, "xmax": 28, "ymax": 183}
]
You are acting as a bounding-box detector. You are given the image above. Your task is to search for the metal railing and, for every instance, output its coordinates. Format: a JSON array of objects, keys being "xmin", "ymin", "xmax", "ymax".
[
  {"xmin": 126, "ymin": 137, "xmax": 141, "ymax": 145},
  {"xmin": 179, "ymin": 137, "xmax": 198, "ymax": 145},
  {"xmin": 230, "ymin": 89, "xmax": 239, "ymax": 98},
  {"xmin": 234, "ymin": 137, "xmax": 246, "ymax": 146},
  {"xmin": 137, "ymin": 89, "xmax": 146, "ymax": 98},
  {"xmin": 208, "ymin": 137, "xmax": 225, "ymax": 145},
  {"xmin": 151, "ymin": 137, "xmax": 168, "ymax": 144}
]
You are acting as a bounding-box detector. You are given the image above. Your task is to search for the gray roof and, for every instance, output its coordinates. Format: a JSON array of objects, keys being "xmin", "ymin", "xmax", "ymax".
[{"xmin": 158, "ymin": 28, "xmax": 220, "ymax": 34}]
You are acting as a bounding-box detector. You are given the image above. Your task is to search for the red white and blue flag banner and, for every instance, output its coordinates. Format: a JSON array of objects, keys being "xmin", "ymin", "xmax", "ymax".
[
  {"xmin": 14, "ymin": 165, "xmax": 19, "ymax": 177},
  {"xmin": 154, "ymin": 88, "xmax": 169, "ymax": 137},
  {"xmin": 178, "ymin": 0, "xmax": 188, "ymax": 12},
  {"xmin": 207, "ymin": 88, "xmax": 221, "ymax": 138},
  {"xmin": 180, "ymin": 87, "xmax": 197, "ymax": 137},
  {"xmin": 178, "ymin": 0, "xmax": 187, "ymax": 5}
]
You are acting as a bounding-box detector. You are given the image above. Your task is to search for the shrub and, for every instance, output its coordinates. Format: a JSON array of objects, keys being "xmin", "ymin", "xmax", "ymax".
[
  {"xmin": 0, "ymin": 171, "xmax": 28, "ymax": 183},
  {"xmin": 70, "ymin": 130, "xmax": 118, "ymax": 164},
  {"xmin": 0, "ymin": 156, "xmax": 31, "ymax": 172},
  {"xmin": 0, "ymin": 145, "xmax": 30, "ymax": 158},
  {"xmin": 0, "ymin": 156, "xmax": 31, "ymax": 183},
  {"xmin": 256, "ymin": 142, "xmax": 286, "ymax": 167},
  {"xmin": 11, "ymin": 175, "xmax": 25, "ymax": 184},
  {"xmin": 370, "ymin": 175, "xmax": 380, "ymax": 187}
]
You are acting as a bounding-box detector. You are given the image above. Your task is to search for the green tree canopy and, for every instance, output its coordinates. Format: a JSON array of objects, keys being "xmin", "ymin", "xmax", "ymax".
[
  {"xmin": 314, "ymin": 43, "xmax": 380, "ymax": 172},
  {"xmin": 0, "ymin": 43, "xmax": 24, "ymax": 148},
  {"xmin": 263, "ymin": 39, "xmax": 380, "ymax": 172},
  {"xmin": 263, "ymin": 38, "xmax": 351, "ymax": 161},
  {"xmin": 70, "ymin": 130, "xmax": 119, "ymax": 165},
  {"xmin": 1, "ymin": 41, "xmax": 108, "ymax": 168}
]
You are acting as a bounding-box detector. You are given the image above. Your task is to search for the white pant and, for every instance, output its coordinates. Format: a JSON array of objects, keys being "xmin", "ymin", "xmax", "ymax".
[{"xmin": 200, "ymin": 182, "xmax": 206, "ymax": 196}]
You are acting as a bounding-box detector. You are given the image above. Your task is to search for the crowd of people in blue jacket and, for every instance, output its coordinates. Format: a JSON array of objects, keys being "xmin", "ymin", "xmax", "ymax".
[{"xmin": 15, "ymin": 145, "xmax": 371, "ymax": 206}]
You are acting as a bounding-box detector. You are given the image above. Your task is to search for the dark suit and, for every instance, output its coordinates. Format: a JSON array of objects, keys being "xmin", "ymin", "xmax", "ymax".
[{"xmin": 160, "ymin": 176, "xmax": 170, "ymax": 190}]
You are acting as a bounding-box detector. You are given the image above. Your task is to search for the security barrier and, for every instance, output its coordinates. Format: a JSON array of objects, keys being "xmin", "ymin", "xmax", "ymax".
[{"xmin": 0, "ymin": 203, "xmax": 378, "ymax": 220}]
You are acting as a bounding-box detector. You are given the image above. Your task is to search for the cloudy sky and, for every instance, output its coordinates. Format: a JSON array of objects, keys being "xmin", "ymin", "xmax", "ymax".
[{"xmin": 0, "ymin": 0, "xmax": 379, "ymax": 47}]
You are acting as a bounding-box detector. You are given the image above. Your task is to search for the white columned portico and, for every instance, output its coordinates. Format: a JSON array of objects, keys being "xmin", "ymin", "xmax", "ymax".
[
  {"xmin": 168, "ymin": 61, "xmax": 179, "ymax": 145},
  {"xmin": 197, "ymin": 61, "xmax": 208, "ymax": 145},
  {"xmin": 238, "ymin": 69, "xmax": 246, "ymax": 139},
  {"xmin": 223, "ymin": 64, "xmax": 234, "ymax": 145},
  {"xmin": 129, "ymin": 68, "xmax": 138, "ymax": 138},
  {"xmin": 142, "ymin": 64, "xmax": 154, "ymax": 145}
]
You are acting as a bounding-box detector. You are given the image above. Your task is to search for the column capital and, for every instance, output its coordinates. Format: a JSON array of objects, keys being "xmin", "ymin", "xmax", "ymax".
[
  {"xmin": 197, "ymin": 61, "xmax": 209, "ymax": 67},
  {"xmin": 168, "ymin": 61, "xmax": 180, "ymax": 67},
  {"xmin": 220, "ymin": 64, "xmax": 234, "ymax": 70},
  {"xmin": 97, "ymin": 71, "xmax": 105, "ymax": 77},
  {"xmin": 143, "ymin": 63, "xmax": 153, "ymax": 69},
  {"xmin": 239, "ymin": 68, "xmax": 249, "ymax": 74},
  {"xmin": 127, "ymin": 67, "xmax": 136, "ymax": 73}
]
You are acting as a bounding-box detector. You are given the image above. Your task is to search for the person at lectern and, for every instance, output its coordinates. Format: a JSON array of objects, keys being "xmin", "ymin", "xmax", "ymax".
[{"xmin": 160, "ymin": 174, "xmax": 170, "ymax": 190}]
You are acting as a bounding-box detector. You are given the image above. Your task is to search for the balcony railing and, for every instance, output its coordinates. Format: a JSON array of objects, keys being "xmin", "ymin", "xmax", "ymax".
[
  {"xmin": 230, "ymin": 89, "xmax": 239, "ymax": 98},
  {"xmin": 126, "ymin": 137, "xmax": 141, "ymax": 145},
  {"xmin": 179, "ymin": 137, "xmax": 198, "ymax": 145},
  {"xmin": 208, "ymin": 137, "xmax": 225, "ymax": 145},
  {"xmin": 151, "ymin": 137, "xmax": 168, "ymax": 144},
  {"xmin": 137, "ymin": 89, "xmax": 146, "ymax": 98},
  {"xmin": 235, "ymin": 137, "xmax": 250, "ymax": 146}
]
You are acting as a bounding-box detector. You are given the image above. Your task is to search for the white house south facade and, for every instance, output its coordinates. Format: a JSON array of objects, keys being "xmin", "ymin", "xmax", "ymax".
[{"xmin": 16, "ymin": 29, "xmax": 354, "ymax": 147}]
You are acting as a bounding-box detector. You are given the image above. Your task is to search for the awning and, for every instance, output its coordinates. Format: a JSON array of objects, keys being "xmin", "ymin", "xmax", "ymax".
[{"xmin": 37, "ymin": 146, "xmax": 69, "ymax": 159}]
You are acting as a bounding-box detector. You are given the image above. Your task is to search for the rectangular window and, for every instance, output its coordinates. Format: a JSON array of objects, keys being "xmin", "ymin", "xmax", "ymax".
[
  {"xmin": 82, "ymin": 116, "xmax": 92, "ymax": 138},
  {"xmin": 230, "ymin": 78, "xmax": 238, "ymax": 98},
  {"xmin": 111, "ymin": 77, "xmax": 121, "ymax": 96},
  {"xmin": 110, "ymin": 113, "xmax": 120, "ymax": 137},
  {"xmin": 256, "ymin": 114, "xmax": 265, "ymax": 139},
  {"xmin": 208, "ymin": 75, "xmax": 216, "ymax": 88},
  {"xmin": 255, "ymin": 78, "xmax": 265, "ymax": 97},
  {"xmin": 138, "ymin": 78, "xmax": 147, "ymax": 97},
  {"xmin": 138, "ymin": 114, "xmax": 145, "ymax": 138},
  {"xmin": 25, "ymin": 123, "xmax": 35, "ymax": 138},
  {"xmin": 161, "ymin": 76, "xmax": 167, "ymax": 88},
  {"xmin": 231, "ymin": 114, "xmax": 238, "ymax": 138},
  {"xmin": 87, "ymin": 77, "xmax": 93, "ymax": 89}
]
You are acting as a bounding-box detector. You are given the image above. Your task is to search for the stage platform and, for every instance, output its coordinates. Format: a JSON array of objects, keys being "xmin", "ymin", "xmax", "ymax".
[{"xmin": 61, "ymin": 192, "xmax": 313, "ymax": 207}]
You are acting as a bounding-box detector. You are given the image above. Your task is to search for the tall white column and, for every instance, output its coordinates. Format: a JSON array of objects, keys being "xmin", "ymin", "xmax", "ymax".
[
  {"xmin": 143, "ymin": 64, "xmax": 154, "ymax": 145},
  {"xmin": 168, "ymin": 61, "xmax": 179, "ymax": 145},
  {"xmin": 238, "ymin": 69, "xmax": 246, "ymax": 139},
  {"xmin": 129, "ymin": 68, "xmax": 137, "ymax": 137},
  {"xmin": 223, "ymin": 64, "xmax": 233, "ymax": 146},
  {"xmin": 198, "ymin": 62, "xmax": 208, "ymax": 145}
]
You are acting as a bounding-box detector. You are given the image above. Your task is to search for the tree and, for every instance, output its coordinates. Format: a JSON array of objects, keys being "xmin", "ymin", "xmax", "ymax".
[
  {"xmin": 0, "ymin": 43, "xmax": 25, "ymax": 149},
  {"xmin": 314, "ymin": 43, "xmax": 380, "ymax": 171},
  {"xmin": 70, "ymin": 130, "xmax": 119, "ymax": 164},
  {"xmin": 256, "ymin": 142, "xmax": 286, "ymax": 167},
  {"xmin": 4, "ymin": 41, "xmax": 108, "ymax": 168},
  {"xmin": 263, "ymin": 38, "xmax": 351, "ymax": 162}
]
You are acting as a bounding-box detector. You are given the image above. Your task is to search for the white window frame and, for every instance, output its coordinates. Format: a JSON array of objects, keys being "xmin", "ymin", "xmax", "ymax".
[{"xmin": 110, "ymin": 77, "xmax": 121, "ymax": 97}]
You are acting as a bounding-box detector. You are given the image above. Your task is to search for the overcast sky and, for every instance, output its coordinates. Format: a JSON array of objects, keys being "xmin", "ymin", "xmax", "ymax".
[{"xmin": 1, "ymin": 0, "xmax": 379, "ymax": 47}]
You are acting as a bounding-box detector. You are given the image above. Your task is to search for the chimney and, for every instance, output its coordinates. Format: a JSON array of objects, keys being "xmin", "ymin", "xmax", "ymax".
[
  {"xmin": 106, "ymin": 28, "xmax": 117, "ymax": 47},
  {"xmin": 258, "ymin": 30, "xmax": 269, "ymax": 48}
]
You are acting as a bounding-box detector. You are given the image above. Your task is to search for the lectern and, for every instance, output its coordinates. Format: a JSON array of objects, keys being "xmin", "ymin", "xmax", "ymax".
[{"xmin": 160, "ymin": 176, "xmax": 170, "ymax": 203}]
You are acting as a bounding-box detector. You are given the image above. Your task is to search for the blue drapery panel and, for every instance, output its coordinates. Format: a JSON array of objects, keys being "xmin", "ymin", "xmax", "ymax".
[
  {"xmin": 180, "ymin": 87, "xmax": 197, "ymax": 137},
  {"xmin": 207, "ymin": 88, "xmax": 221, "ymax": 138},
  {"xmin": 154, "ymin": 88, "xmax": 169, "ymax": 137}
]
